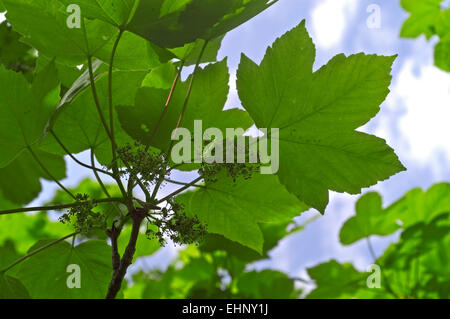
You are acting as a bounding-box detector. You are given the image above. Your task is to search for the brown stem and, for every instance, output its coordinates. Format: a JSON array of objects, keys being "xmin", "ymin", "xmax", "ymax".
[
  {"xmin": 107, "ymin": 222, "xmax": 121, "ymax": 272},
  {"xmin": 106, "ymin": 208, "xmax": 147, "ymax": 299}
]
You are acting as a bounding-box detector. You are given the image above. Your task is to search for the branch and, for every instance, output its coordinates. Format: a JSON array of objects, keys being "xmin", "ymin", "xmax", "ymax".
[
  {"xmin": 106, "ymin": 208, "xmax": 147, "ymax": 299},
  {"xmin": 0, "ymin": 232, "xmax": 79, "ymax": 274},
  {"xmin": 0, "ymin": 198, "xmax": 125, "ymax": 216},
  {"xmin": 106, "ymin": 222, "xmax": 121, "ymax": 272}
]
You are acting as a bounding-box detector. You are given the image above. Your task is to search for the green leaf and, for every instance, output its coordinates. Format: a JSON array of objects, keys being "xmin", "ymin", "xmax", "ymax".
[
  {"xmin": 306, "ymin": 260, "xmax": 367, "ymax": 299},
  {"xmin": 0, "ymin": 62, "xmax": 60, "ymax": 167},
  {"xmin": 199, "ymin": 215, "xmax": 317, "ymax": 263},
  {"xmin": 237, "ymin": 21, "xmax": 405, "ymax": 212},
  {"xmin": 169, "ymin": 37, "xmax": 224, "ymax": 66},
  {"xmin": 0, "ymin": 148, "xmax": 66, "ymax": 205},
  {"xmin": 234, "ymin": 270, "xmax": 297, "ymax": 299},
  {"xmin": 94, "ymin": 31, "xmax": 174, "ymax": 71},
  {"xmin": 0, "ymin": 212, "xmax": 72, "ymax": 254},
  {"xmin": 0, "ymin": 275, "xmax": 30, "ymax": 299},
  {"xmin": 385, "ymin": 183, "xmax": 450, "ymax": 229},
  {"xmin": 117, "ymin": 225, "xmax": 161, "ymax": 261},
  {"xmin": 142, "ymin": 62, "xmax": 178, "ymax": 89},
  {"xmin": 3, "ymin": 0, "xmax": 117, "ymax": 66},
  {"xmin": 339, "ymin": 192, "xmax": 400, "ymax": 245},
  {"xmin": 377, "ymin": 212, "xmax": 450, "ymax": 298},
  {"xmin": 58, "ymin": 0, "xmax": 137, "ymax": 27},
  {"xmin": 41, "ymin": 69, "xmax": 146, "ymax": 166},
  {"xmin": 435, "ymin": 41, "xmax": 450, "ymax": 72},
  {"xmin": 177, "ymin": 173, "xmax": 308, "ymax": 253},
  {"xmin": 16, "ymin": 240, "xmax": 112, "ymax": 298},
  {"xmin": 0, "ymin": 21, "xmax": 36, "ymax": 75},
  {"xmin": 0, "ymin": 241, "xmax": 21, "ymax": 270},
  {"xmin": 36, "ymin": 55, "xmax": 83, "ymax": 89},
  {"xmin": 127, "ymin": 0, "xmax": 276, "ymax": 48},
  {"xmin": 117, "ymin": 60, "xmax": 253, "ymax": 153},
  {"xmin": 400, "ymin": 0, "xmax": 442, "ymax": 39}
]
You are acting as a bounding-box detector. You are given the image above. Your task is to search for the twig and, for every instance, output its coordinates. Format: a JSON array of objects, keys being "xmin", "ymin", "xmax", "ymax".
[{"xmin": 0, "ymin": 198, "xmax": 125, "ymax": 216}]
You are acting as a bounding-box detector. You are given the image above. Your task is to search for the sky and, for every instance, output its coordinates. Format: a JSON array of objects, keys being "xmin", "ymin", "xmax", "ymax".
[{"xmin": 2, "ymin": 0, "xmax": 450, "ymax": 284}]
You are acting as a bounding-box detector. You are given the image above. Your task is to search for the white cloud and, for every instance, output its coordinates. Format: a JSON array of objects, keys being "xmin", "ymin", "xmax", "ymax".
[
  {"xmin": 387, "ymin": 59, "xmax": 450, "ymax": 164},
  {"xmin": 311, "ymin": 0, "xmax": 357, "ymax": 49}
]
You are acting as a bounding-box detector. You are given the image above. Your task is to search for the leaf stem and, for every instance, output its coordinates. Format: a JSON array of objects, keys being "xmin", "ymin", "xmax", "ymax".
[
  {"xmin": 87, "ymin": 56, "xmax": 113, "ymax": 141},
  {"xmin": 167, "ymin": 40, "xmax": 209, "ymax": 155},
  {"xmin": 27, "ymin": 145, "xmax": 76, "ymax": 200},
  {"xmin": 90, "ymin": 148, "xmax": 111, "ymax": 198},
  {"xmin": 164, "ymin": 178, "xmax": 206, "ymax": 189},
  {"xmin": 108, "ymin": 30, "xmax": 124, "ymax": 180},
  {"xmin": 146, "ymin": 63, "xmax": 184, "ymax": 148},
  {"xmin": 86, "ymin": 55, "xmax": 128, "ymax": 200},
  {"xmin": 50, "ymin": 129, "xmax": 113, "ymax": 177},
  {"xmin": 150, "ymin": 42, "xmax": 208, "ymax": 201},
  {"xmin": 156, "ymin": 176, "xmax": 203, "ymax": 204}
]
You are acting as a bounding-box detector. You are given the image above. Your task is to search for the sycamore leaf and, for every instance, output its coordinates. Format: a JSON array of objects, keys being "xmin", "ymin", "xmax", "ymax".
[
  {"xmin": 0, "ymin": 148, "xmax": 66, "ymax": 205},
  {"xmin": 400, "ymin": 0, "xmax": 442, "ymax": 39},
  {"xmin": 41, "ymin": 69, "xmax": 146, "ymax": 166},
  {"xmin": 94, "ymin": 30, "xmax": 173, "ymax": 71},
  {"xmin": 0, "ymin": 241, "xmax": 21, "ymax": 270},
  {"xmin": 0, "ymin": 62, "xmax": 60, "ymax": 167},
  {"xmin": 117, "ymin": 60, "xmax": 253, "ymax": 153},
  {"xmin": 434, "ymin": 9, "xmax": 450, "ymax": 72},
  {"xmin": 237, "ymin": 21, "xmax": 405, "ymax": 212},
  {"xmin": 127, "ymin": 0, "xmax": 276, "ymax": 48},
  {"xmin": 339, "ymin": 192, "xmax": 400, "ymax": 245},
  {"xmin": 0, "ymin": 21, "xmax": 36, "ymax": 75},
  {"xmin": 0, "ymin": 210, "xmax": 72, "ymax": 254},
  {"xmin": 435, "ymin": 41, "xmax": 450, "ymax": 71},
  {"xmin": 176, "ymin": 173, "xmax": 308, "ymax": 253},
  {"xmin": 306, "ymin": 260, "xmax": 368, "ymax": 299},
  {"xmin": 3, "ymin": 0, "xmax": 117, "ymax": 66},
  {"xmin": 385, "ymin": 183, "xmax": 450, "ymax": 230},
  {"xmin": 16, "ymin": 240, "xmax": 112, "ymax": 298},
  {"xmin": 0, "ymin": 275, "xmax": 30, "ymax": 299},
  {"xmin": 36, "ymin": 55, "xmax": 83, "ymax": 89},
  {"xmin": 58, "ymin": 0, "xmax": 137, "ymax": 27},
  {"xmin": 234, "ymin": 270, "xmax": 297, "ymax": 299},
  {"xmin": 377, "ymin": 212, "xmax": 450, "ymax": 298},
  {"xmin": 340, "ymin": 183, "xmax": 450, "ymax": 245}
]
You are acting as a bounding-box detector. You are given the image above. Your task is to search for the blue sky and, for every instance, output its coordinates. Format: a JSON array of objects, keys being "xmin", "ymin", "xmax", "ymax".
[{"xmin": 2, "ymin": 0, "xmax": 450, "ymax": 284}]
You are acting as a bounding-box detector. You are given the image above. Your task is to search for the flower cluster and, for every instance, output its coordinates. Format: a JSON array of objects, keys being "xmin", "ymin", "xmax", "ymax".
[
  {"xmin": 146, "ymin": 200, "xmax": 207, "ymax": 247},
  {"xmin": 59, "ymin": 194, "xmax": 104, "ymax": 234},
  {"xmin": 116, "ymin": 143, "xmax": 168, "ymax": 188},
  {"xmin": 199, "ymin": 162, "xmax": 261, "ymax": 183}
]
